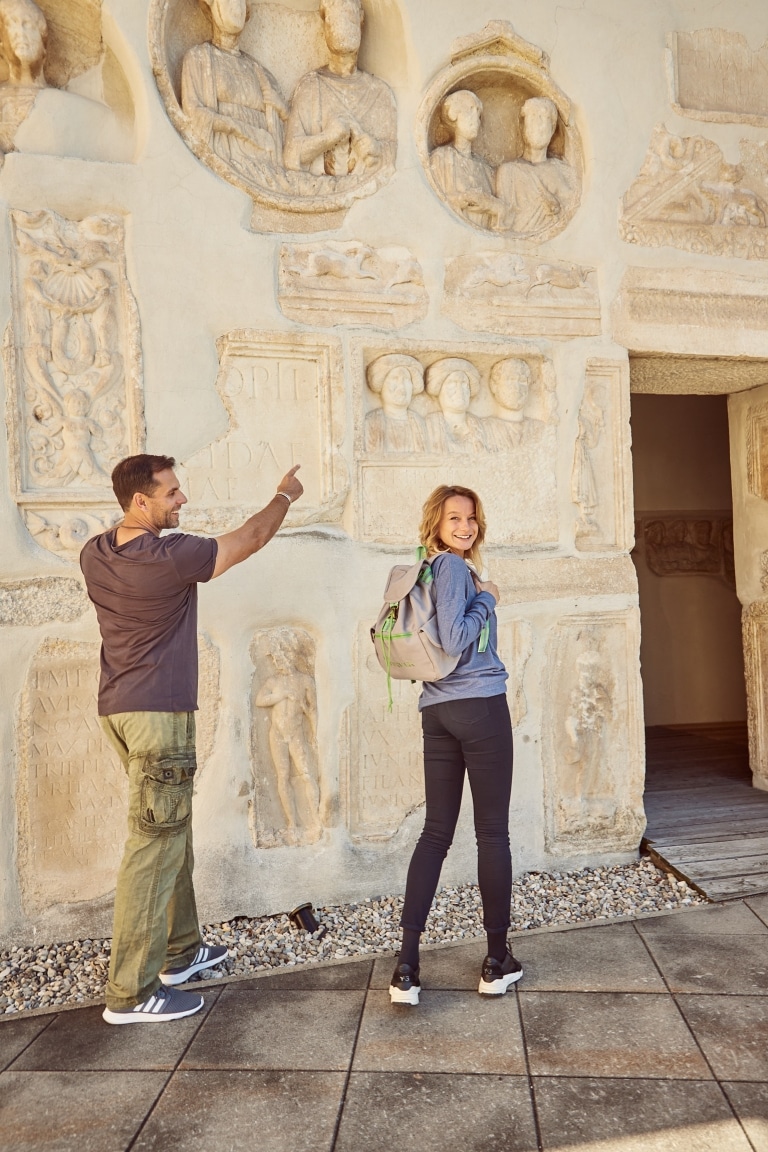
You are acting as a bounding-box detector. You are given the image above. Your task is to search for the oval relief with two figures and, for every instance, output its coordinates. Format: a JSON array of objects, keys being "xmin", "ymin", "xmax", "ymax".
[
  {"xmin": 417, "ymin": 22, "xmax": 583, "ymax": 241},
  {"xmin": 150, "ymin": 0, "xmax": 403, "ymax": 233}
]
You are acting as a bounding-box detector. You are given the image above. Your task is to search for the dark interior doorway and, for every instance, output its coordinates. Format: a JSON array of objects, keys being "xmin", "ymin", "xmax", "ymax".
[
  {"xmin": 630, "ymin": 390, "xmax": 768, "ymax": 898},
  {"xmin": 631, "ymin": 393, "xmax": 746, "ymax": 729}
]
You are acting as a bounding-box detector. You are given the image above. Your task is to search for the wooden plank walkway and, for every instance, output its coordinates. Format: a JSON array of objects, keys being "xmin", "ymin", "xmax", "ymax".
[{"xmin": 642, "ymin": 723, "xmax": 768, "ymax": 900}]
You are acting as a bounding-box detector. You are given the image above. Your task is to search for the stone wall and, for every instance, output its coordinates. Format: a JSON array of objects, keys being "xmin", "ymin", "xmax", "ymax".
[{"xmin": 2, "ymin": 0, "xmax": 767, "ymax": 945}]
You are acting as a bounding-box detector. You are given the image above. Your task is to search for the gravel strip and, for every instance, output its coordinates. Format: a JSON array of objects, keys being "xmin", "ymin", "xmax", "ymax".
[{"xmin": 0, "ymin": 858, "xmax": 703, "ymax": 1015}]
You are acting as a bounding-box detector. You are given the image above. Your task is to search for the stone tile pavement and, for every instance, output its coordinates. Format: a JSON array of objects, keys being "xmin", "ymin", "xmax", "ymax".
[{"xmin": 2, "ymin": 897, "xmax": 768, "ymax": 1151}]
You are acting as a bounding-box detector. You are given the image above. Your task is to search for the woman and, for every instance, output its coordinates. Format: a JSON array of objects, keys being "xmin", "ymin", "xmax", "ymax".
[{"xmin": 390, "ymin": 485, "xmax": 522, "ymax": 1005}]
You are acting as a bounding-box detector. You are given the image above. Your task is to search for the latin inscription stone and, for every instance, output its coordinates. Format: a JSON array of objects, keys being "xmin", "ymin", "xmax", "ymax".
[
  {"xmin": 181, "ymin": 331, "xmax": 346, "ymax": 532},
  {"xmin": 347, "ymin": 630, "xmax": 424, "ymax": 840},
  {"xmin": 17, "ymin": 640, "xmax": 127, "ymax": 911}
]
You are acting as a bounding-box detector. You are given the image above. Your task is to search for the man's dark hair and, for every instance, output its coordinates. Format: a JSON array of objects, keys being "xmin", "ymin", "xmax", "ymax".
[{"xmin": 111, "ymin": 454, "xmax": 176, "ymax": 512}]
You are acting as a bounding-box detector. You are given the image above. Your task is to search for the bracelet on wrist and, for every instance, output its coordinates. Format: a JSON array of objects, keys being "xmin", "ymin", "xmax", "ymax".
[{"xmin": 276, "ymin": 491, "xmax": 292, "ymax": 504}]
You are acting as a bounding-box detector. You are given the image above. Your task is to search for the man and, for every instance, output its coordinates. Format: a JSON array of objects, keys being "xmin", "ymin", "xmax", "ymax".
[
  {"xmin": 283, "ymin": 0, "xmax": 396, "ymax": 179},
  {"xmin": 80, "ymin": 454, "xmax": 303, "ymax": 1023}
]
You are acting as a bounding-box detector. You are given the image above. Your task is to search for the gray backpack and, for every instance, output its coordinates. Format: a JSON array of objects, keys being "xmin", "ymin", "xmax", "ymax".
[{"xmin": 371, "ymin": 550, "xmax": 488, "ymax": 708}]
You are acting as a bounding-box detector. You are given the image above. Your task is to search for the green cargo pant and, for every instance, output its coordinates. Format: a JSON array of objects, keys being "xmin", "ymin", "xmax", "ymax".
[{"xmin": 100, "ymin": 711, "xmax": 202, "ymax": 1010}]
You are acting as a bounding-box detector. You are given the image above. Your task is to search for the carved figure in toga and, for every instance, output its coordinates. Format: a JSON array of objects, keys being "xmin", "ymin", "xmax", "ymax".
[
  {"xmin": 429, "ymin": 90, "xmax": 509, "ymax": 230},
  {"xmin": 182, "ymin": 0, "xmax": 288, "ymax": 175},
  {"xmin": 495, "ymin": 97, "xmax": 576, "ymax": 236},
  {"xmin": 283, "ymin": 0, "xmax": 396, "ymax": 179}
]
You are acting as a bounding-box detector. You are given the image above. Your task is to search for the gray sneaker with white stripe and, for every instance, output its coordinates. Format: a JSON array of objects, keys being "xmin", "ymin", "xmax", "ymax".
[
  {"xmin": 102, "ymin": 985, "xmax": 204, "ymax": 1025},
  {"xmin": 160, "ymin": 944, "xmax": 228, "ymax": 986}
]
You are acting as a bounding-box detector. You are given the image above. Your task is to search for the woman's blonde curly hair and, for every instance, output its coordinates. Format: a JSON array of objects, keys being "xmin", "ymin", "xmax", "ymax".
[{"xmin": 419, "ymin": 484, "xmax": 486, "ymax": 571}]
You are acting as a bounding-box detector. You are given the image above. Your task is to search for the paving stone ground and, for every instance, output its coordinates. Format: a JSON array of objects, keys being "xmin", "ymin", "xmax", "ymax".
[{"xmin": 2, "ymin": 898, "xmax": 767, "ymax": 1152}]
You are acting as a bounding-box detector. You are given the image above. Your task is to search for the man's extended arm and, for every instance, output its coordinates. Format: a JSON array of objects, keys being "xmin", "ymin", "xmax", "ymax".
[{"xmin": 211, "ymin": 465, "xmax": 303, "ymax": 578}]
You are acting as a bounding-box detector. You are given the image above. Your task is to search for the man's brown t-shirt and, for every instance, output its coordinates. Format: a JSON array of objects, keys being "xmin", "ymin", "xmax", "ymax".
[{"xmin": 80, "ymin": 528, "xmax": 218, "ymax": 716}]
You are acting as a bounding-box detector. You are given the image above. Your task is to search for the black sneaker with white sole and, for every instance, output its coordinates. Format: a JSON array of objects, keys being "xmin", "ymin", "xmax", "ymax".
[
  {"xmin": 478, "ymin": 949, "xmax": 523, "ymax": 995},
  {"xmin": 159, "ymin": 944, "xmax": 228, "ymax": 985},
  {"xmin": 389, "ymin": 962, "xmax": 421, "ymax": 1005},
  {"xmin": 102, "ymin": 985, "xmax": 204, "ymax": 1024}
]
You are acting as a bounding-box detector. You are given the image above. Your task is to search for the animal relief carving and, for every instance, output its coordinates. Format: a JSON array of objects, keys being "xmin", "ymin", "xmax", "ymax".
[
  {"xmin": 250, "ymin": 628, "xmax": 323, "ymax": 848},
  {"xmin": 417, "ymin": 22, "xmax": 582, "ymax": 240},
  {"xmin": 620, "ymin": 125, "xmax": 768, "ymax": 259},
  {"xmin": 152, "ymin": 0, "xmax": 397, "ymax": 232},
  {"xmin": 4, "ymin": 209, "xmax": 144, "ymax": 557},
  {"xmin": 279, "ymin": 242, "xmax": 427, "ymax": 329},
  {"xmin": 444, "ymin": 251, "xmax": 600, "ymax": 338}
]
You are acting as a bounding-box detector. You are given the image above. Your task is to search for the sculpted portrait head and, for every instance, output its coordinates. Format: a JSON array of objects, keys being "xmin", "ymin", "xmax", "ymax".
[
  {"xmin": 520, "ymin": 96, "xmax": 558, "ymax": 163},
  {"xmin": 197, "ymin": 0, "xmax": 249, "ymax": 47},
  {"xmin": 440, "ymin": 89, "xmax": 482, "ymax": 146},
  {"xmin": 489, "ymin": 358, "xmax": 531, "ymax": 413},
  {"xmin": 319, "ymin": 0, "xmax": 364, "ymax": 60},
  {"xmin": 0, "ymin": 0, "xmax": 47, "ymax": 87},
  {"xmin": 426, "ymin": 357, "xmax": 480, "ymax": 413},
  {"xmin": 367, "ymin": 353, "xmax": 424, "ymax": 413}
]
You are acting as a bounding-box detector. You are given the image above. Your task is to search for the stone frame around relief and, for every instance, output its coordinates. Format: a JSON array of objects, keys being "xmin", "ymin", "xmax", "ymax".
[
  {"xmin": 747, "ymin": 401, "xmax": 768, "ymax": 502},
  {"xmin": 3, "ymin": 208, "xmax": 146, "ymax": 561},
  {"xmin": 148, "ymin": 0, "xmax": 398, "ymax": 234},
  {"xmin": 743, "ymin": 600, "xmax": 768, "ymax": 788},
  {"xmin": 350, "ymin": 333, "xmax": 560, "ymax": 548},
  {"xmin": 541, "ymin": 609, "xmax": 645, "ymax": 856},
  {"xmin": 179, "ymin": 330, "xmax": 347, "ymax": 533},
  {"xmin": 414, "ymin": 21, "xmax": 583, "ymax": 242},
  {"xmin": 666, "ymin": 30, "xmax": 768, "ymax": 128},
  {"xmin": 572, "ymin": 358, "xmax": 634, "ymax": 554}
]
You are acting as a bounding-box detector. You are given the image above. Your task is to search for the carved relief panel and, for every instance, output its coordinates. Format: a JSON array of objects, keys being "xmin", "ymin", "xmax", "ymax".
[
  {"xmin": 249, "ymin": 627, "xmax": 323, "ymax": 848},
  {"xmin": 16, "ymin": 634, "xmax": 219, "ymax": 913},
  {"xmin": 747, "ymin": 402, "xmax": 768, "ymax": 501},
  {"xmin": 346, "ymin": 627, "xmax": 424, "ymax": 841},
  {"xmin": 0, "ymin": 0, "xmax": 135, "ymax": 164},
  {"xmin": 4, "ymin": 209, "xmax": 145, "ymax": 558},
  {"xmin": 667, "ymin": 30, "xmax": 768, "ymax": 127},
  {"xmin": 572, "ymin": 359, "xmax": 632, "ymax": 553},
  {"xmin": 150, "ymin": 0, "xmax": 398, "ymax": 233},
  {"xmin": 353, "ymin": 337, "xmax": 559, "ymax": 547},
  {"xmin": 16, "ymin": 639, "xmax": 127, "ymax": 912},
  {"xmin": 416, "ymin": 22, "xmax": 582, "ymax": 240},
  {"xmin": 278, "ymin": 242, "xmax": 427, "ymax": 329},
  {"xmin": 444, "ymin": 252, "xmax": 599, "ymax": 339},
  {"xmin": 180, "ymin": 331, "xmax": 346, "ymax": 532},
  {"xmin": 497, "ymin": 617, "xmax": 534, "ymax": 729},
  {"xmin": 620, "ymin": 126, "xmax": 768, "ymax": 260},
  {"xmin": 542, "ymin": 612, "xmax": 645, "ymax": 854},
  {"xmin": 743, "ymin": 600, "xmax": 768, "ymax": 789},
  {"xmin": 634, "ymin": 514, "xmax": 735, "ymax": 588}
]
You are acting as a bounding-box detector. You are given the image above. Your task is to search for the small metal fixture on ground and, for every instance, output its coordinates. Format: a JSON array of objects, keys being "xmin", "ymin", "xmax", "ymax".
[{"xmin": 289, "ymin": 902, "xmax": 327, "ymax": 937}]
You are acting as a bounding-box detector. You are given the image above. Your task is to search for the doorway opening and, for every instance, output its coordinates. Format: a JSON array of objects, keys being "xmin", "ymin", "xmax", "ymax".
[{"xmin": 629, "ymin": 388, "xmax": 768, "ymax": 898}]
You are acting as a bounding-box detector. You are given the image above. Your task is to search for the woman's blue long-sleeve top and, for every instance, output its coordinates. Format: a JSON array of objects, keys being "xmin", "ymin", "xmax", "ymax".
[{"xmin": 418, "ymin": 551, "xmax": 508, "ymax": 710}]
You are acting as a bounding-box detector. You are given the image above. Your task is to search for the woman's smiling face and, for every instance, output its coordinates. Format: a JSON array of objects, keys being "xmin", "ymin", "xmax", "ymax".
[{"xmin": 437, "ymin": 494, "xmax": 478, "ymax": 555}]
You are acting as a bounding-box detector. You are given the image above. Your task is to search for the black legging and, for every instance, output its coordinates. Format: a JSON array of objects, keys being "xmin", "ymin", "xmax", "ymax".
[{"xmin": 400, "ymin": 693, "xmax": 513, "ymax": 934}]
